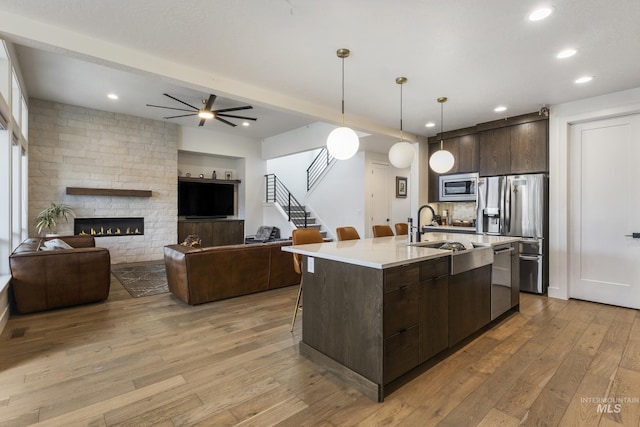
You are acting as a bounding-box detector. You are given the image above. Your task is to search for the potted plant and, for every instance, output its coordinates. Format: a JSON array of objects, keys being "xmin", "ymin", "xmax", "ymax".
[{"xmin": 35, "ymin": 203, "xmax": 75, "ymax": 236}]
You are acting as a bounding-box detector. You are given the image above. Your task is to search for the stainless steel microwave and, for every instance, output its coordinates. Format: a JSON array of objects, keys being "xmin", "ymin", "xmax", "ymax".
[{"xmin": 439, "ymin": 172, "xmax": 478, "ymax": 201}]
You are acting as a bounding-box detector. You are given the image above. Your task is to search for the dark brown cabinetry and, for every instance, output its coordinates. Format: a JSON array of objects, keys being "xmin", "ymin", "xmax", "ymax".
[
  {"xmin": 448, "ymin": 265, "xmax": 491, "ymax": 346},
  {"xmin": 509, "ymin": 120, "xmax": 548, "ymax": 174},
  {"xmin": 479, "ymin": 118, "xmax": 548, "ymax": 176},
  {"xmin": 383, "ymin": 264, "xmax": 420, "ymax": 384},
  {"xmin": 427, "ymin": 113, "xmax": 548, "ymax": 201},
  {"xmin": 427, "ymin": 133, "xmax": 479, "ymax": 202},
  {"xmin": 300, "ymin": 255, "xmax": 497, "ymax": 401},
  {"xmin": 178, "ymin": 219, "xmax": 244, "ymax": 247},
  {"xmin": 418, "ymin": 256, "xmax": 449, "ymax": 362},
  {"xmin": 478, "ymin": 127, "xmax": 511, "ymax": 176}
]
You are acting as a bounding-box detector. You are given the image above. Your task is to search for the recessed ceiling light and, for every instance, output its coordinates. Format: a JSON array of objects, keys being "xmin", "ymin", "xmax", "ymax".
[
  {"xmin": 575, "ymin": 76, "xmax": 594, "ymax": 84},
  {"xmin": 242, "ymin": 121, "xmax": 250, "ymax": 127},
  {"xmin": 107, "ymin": 93, "xmax": 118, "ymax": 100},
  {"xmin": 425, "ymin": 122, "xmax": 436, "ymax": 128},
  {"xmin": 494, "ymin": 106, "xmax": 507, "ymax": 112},
  {"xmin": 528, "ymin": 7, "xmax": 553, "ymax": 21},
  {"xmin": 557, "ymin": 48, "xmax": 577, "ymax": 59}
]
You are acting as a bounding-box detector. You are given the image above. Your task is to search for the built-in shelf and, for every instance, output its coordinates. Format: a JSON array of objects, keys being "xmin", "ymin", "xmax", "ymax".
[
  {"xmin": 178, "ymin": 177, "xmax": 241, "ymax": 184},
  {"xmin": 66, "ymin": 187, "xmax": 152, "ymax": 197}
]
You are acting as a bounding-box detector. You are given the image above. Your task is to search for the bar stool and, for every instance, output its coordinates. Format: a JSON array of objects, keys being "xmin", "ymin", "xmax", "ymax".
[
  {"xmin": 290, "ymin": 228, "xmax": 324, "ymax": 332},
  {"xmin": 372, "ymin": 224, "xmax": 394, "ymax": 237},
  {"xmin": 395, "ymin": 223, "xmax": 408, "ymax": 235},
  {"xmin": 336, "ymin": 226, "xmax": 361, "ymax": 241}
]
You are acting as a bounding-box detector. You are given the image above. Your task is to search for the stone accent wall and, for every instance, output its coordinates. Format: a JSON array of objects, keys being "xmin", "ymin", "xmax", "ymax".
[{"xmin": 28, "ymin": 99, "xmax": 178, "ymax": 264}]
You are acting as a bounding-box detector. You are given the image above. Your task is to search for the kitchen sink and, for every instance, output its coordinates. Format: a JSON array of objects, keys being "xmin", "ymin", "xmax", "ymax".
[
  {"xmin": 449, "ymin": 246, "xmax": 493, "ymax": 275},
  {"xmin": 413, "ymin": 240, "xmax": 493, "ymax": 274}
]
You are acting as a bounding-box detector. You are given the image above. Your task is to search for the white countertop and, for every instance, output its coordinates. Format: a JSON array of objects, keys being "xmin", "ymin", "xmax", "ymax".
[
  {"xmin": 282, "ymin": 233, "xmax": 520, "ymax": 269},
  {"xmin": 419, "ymin": 232, "xmax": 521, "ymax": 246},
  {"xmin": 422, "ymin": 225, "xmax": 477, "ymax": 233}
]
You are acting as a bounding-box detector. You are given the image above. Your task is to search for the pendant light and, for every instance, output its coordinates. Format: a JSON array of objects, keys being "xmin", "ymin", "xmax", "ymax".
[
  {"xmin": 388, "ymin": 77, "xmax": 416, "ymax": 168},
  {"xmin": 428, "ymin": 97, "xmax": 455, "ymax": 173},
  {"xmin": 327, "ymin": 48, "xmax": 359, "ymax": 160}
]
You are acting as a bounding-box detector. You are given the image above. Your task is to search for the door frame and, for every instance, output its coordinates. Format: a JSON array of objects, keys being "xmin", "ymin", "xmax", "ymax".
[
  {"xmin": 548, "ymin": 89, "xmax": 640, "ymax": 301},
  {"xmin": 365, "ymin": 160, "xmax": 393, "ymax": 237}
]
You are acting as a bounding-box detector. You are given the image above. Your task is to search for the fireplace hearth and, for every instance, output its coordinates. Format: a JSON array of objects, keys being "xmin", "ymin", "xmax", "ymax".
[{"xmin": 74, "ymin": 217, "xmax": 144, "ymax": 237}]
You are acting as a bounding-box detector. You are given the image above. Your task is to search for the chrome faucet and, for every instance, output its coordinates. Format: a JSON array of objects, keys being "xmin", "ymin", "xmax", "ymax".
[{"xmin": 407, "ymin": 217, "xmax": 416, "ymax": 243}]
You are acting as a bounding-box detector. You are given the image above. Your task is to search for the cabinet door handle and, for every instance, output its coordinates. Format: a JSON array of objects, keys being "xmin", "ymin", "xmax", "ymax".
[
  {"xmin": 624, "ymin": 233, "xmax": 640, "ymax": 238},
  {"xmin": 399, "ymin": 285, "xmax": 408, "ymax": 291},
  {"xmin": 398, "ymin": 328, "xmax": 408, "ymax": 334},
  {"xmin": 494, "ymin": 247, "xmax": 515, "ymax": 255}
]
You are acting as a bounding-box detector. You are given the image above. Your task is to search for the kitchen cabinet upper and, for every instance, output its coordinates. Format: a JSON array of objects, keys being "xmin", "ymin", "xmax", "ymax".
[{"xmin": 479, "ymin": 117, "xmax": 548, "ymax": 176}]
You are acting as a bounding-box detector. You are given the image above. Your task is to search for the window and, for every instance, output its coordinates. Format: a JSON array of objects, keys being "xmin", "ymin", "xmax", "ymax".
[
  {"xmin": 11, "ymin": 70, "xmax": 20, "ymax": 128},
  {"xmin": 0, "ymin": 129, "xmax": 10, "ymax": 275},
  {"xmin": 0, "ymin": 42, "xmax": 9, "ymax": 130},
  {"xmin": 21, "ymin": 96, "xmax": 28, "ymax": 139},
  {"xmin": 11, "ymin": 137, "xmax": 22, "ymax": 249},
  {"xmin": 0, "ymin": 42, "xmax": 8, "ymax": 111}
]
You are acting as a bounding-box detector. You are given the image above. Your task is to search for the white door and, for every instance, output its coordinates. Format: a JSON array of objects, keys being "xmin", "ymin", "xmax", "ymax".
[
  {"xmin": 370, "ymin": 162, "xmax": 390, "ymax": 238},
  {"xmin": 569, "ymin": 114, "xmax": 640, "ymax": 309}
]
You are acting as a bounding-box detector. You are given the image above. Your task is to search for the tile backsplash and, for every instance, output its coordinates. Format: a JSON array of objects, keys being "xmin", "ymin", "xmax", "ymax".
[{"xmin": 432, "ymin": 202, "xmax": 477, "ymax": 222}]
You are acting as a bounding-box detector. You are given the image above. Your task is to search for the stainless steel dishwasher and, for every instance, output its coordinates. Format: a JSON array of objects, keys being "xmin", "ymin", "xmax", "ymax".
[{"xmin": 491, "ymin": 243, "xmax": 515, "ymax": 320}]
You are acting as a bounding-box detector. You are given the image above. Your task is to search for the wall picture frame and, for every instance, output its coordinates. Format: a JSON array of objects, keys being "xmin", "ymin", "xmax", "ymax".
[{"xmin": 396, "ymin": 176, "xmax": 407, "ymax": 198}]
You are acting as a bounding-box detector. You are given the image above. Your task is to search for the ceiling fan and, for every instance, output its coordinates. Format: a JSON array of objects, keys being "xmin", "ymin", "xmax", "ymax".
[{"xmin": 146, "ymin": 93, "xmax": 257, "ymax": 127}]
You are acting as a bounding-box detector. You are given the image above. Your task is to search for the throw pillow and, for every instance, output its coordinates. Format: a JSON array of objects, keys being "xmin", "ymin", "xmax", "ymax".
[
  {"xmin": 255, "ymin": 226, "xmax": 273, "ymax": 241},
  {"xmin": 41, "ymin": 238, "xmax": 74, "ymax": 251},
  {"xmin": 180, "ymin": 234, "xmax": 201, "ymax": 247}
]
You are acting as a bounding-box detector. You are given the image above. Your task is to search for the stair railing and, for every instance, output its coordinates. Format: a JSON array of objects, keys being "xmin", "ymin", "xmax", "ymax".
[
  {"xmin": 306, "ymin": 147, "xmax": 334, "ymax": 191},
  {"xmin": 265, "ymin": 174, "xmax": 308, "ymax": 228}
]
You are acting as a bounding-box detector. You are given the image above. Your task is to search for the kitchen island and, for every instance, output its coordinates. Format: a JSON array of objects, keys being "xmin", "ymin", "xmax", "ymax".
[{"xmin": 282, "ymin": 233, "xmax": 520, "ymax": 402}]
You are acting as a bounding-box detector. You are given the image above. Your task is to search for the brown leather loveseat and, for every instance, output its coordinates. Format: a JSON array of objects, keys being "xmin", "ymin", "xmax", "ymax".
[
  {"xmin": 9, "ymin": 235, "xmax": 111, "ymax": 314},
  {"xmin": 164, "ymin": 240, "xmax": 299, "ymax": 305}
]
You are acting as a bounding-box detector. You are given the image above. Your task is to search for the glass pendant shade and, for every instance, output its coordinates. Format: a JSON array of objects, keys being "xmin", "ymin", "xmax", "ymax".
[
  {"xmin": 327, "ymin": 126, "xmax": 359, "ymax": 160},
  {"xmin": 388, "ymin": 141, "xmax": 415, "ymax": 168},
  {"xmin": 326, "ymin": 48, "xmax": 358, "ymax": 160},
  {"xmin": 429, "ymin": 148, "xmax": 455, "ymax": 173},
  {"xmin": 429, "ymin": 96, "xmax": 455, "ymax": 173}
]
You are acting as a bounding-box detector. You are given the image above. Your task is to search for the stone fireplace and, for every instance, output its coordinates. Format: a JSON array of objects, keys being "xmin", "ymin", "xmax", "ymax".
[
  {"xmin": 74, "ymin": 217, "xmax": 144, "ymax": 237},
  {"xmin": 28, "ymin": 99, "xmax": 179, "ymax": 264}
]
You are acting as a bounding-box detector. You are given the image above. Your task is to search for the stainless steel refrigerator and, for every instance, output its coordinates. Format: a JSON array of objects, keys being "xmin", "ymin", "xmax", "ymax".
[{"xmin": 477, "ymin": 174, "xmax": 548, "ymax": 294}]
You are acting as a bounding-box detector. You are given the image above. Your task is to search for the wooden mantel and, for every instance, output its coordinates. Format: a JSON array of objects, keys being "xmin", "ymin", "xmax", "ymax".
[{"xmin": 66, "ymin": 187, "xmax": 152, "ymax": 197}]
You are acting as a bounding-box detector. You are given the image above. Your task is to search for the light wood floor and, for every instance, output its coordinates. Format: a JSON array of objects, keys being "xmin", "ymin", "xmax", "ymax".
[{"xmin": 1, "ymin": 276, "xmax": 639, "ymax": 427}]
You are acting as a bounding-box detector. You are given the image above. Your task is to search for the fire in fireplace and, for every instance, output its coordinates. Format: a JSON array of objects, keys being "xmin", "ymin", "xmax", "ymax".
[{"xmin": 74, "ymin": 217, "xmax": 144, "ymax": 237}]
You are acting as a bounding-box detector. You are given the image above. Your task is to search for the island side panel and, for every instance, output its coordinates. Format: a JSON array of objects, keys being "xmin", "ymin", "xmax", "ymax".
[{"xmin": 301, "ymin": 256, "xmax": 384, "ymax": 384}]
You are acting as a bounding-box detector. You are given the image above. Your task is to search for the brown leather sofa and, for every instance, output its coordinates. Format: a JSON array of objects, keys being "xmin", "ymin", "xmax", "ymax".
[
  {"xmin": 164, "ymin": 240, "xmax": 300, "ymax": 305},
  {"xmin": 9, "ymin": 236, "xmax": 111, "ymax": 314}
]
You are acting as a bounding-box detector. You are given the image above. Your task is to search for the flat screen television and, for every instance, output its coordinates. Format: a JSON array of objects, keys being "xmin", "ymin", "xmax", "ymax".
[{"xmin": 178, "ymin": 180, "xmax": 235, "ymax": 218}]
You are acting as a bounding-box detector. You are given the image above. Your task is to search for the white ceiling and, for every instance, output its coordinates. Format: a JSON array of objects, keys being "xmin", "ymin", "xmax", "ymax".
[{"xmin": 1, "ymin": 0, "xmax": 640, "ymax": 151}]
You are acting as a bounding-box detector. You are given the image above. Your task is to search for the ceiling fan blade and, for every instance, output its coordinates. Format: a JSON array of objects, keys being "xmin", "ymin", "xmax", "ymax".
[
  {"xmin": 213, "ymin": 106, "xmax": 253, "ymax": 113},
  {"xmin": 146, "ymin": 104, "xmax": 194, "ymax": 112},
  {"xmin": 163, "ymin": 93, "xmax": 199, "ymax": 110},
  {"xmin": 204, "ymin": 94, "xmax": 216, "ymax": 111},
  {"xmin": 215, "ymin": 116, "xmax": 237, "ymax": 127},
  {"xmin": 199, "ymin": 118, "xmax": 206, "ymax": 127},
  {"xmin": 164, "ymin": 113, "xmax": 198, "ymax": 119},
  {"xmin": 216, "ymin": 113, "xmax": 258, "ymax": 121}
]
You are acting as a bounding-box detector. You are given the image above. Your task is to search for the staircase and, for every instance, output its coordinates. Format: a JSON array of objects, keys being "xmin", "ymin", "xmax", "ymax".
[
  {"xmin": 281, "ymin": 205, "xmax": 324, "ymax": 235},
  {"xmin": 265, "ymin": 174, "xmax": 327, "ymax": 238}
]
